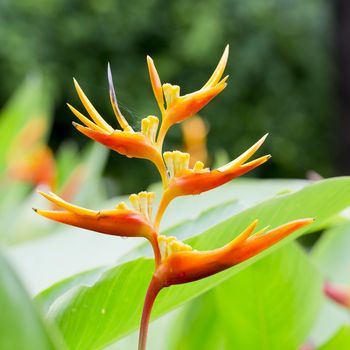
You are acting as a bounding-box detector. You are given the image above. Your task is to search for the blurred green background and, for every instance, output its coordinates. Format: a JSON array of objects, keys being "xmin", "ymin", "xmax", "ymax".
[{"xmin": 0, "ymin": 0, "xmax": 337, "ymax": 194}]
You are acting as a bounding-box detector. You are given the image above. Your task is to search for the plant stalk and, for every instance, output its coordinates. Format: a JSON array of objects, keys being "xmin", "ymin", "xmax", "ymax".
[{"xmin": 138, "ymin": 276, "xmax": 162, "ymax": 350}]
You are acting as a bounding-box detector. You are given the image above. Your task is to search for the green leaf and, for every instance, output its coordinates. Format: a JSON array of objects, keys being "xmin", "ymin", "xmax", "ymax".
[
  {"xmin": 72, "ymin": 143, "xmax": 109, "ymax": 206},
  {"xmin": 0, "ymin": 74, "xmax": 52, "ymax": 173},
  {"xmin": 317, "ymin": 326, "xmax": 350, "ymax": 350},
  {"xmin": 169, "ymin": 292, "xmax": 225, "ymax": 350},
  {"xmin": 55, "ymin": 142, "xmax": 81, "ymax": 190},
  {"xmin": 38, "ymin": 177, "xmax": 350, "ymax": 349},
  {"xmin": 308, "ymin": 222, "xmax": 350, "ymax": 346},
  {"xmin": 170, "ymin": 243, "xmax": 322, "ymax": 350},
  {"xmin": 214, "ymin": 243, "xmax": 322, "ymax": 350},
  {"xmin": 312, "ymin": 222, "xmax": 350, "ymax": 284},
  {"xmin": 0, "ymin": 250, "xmax": 62, "ymax": 350}
]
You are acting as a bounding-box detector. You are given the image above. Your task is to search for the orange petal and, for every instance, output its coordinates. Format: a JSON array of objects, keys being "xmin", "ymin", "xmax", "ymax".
[
  {"xmin": 230, "ymin": 219, "xmax": 315, "ymax": 264},
  {"xmin": 156, "ymin": 218, "xmax": 313, "ymax": 286},
  {"xmin": 165, "ymin": 80, "xmax": 227, "ymax": 125},
  {"xmin": 38, "ymin": 191, "xmax": 96, "ymax": 215},
  {"xmin": 8, "ymin": 145, "xmax": 56, "ymax": 188},
  {"xmin": 73, "ymin": 123, "xmax": 158, "ymax": 160},
  {"xmin": 202, "ymin": 45, "xmax": 229, "ymax": 89},
  {"xmin": 67, "ymin": 103, "xmax": 108, "ymax": 134},
  {"xmin": 167, "ymin": 157, "xmax": 269, "ymax": 198},
  {"xmin": 34, "ymin": 193, "xmax": 154, "ymax": 239},
  {"xmin": 147, "ymin": 56, "xmax": 164, "ymax": 112},
  {"xmin": 73, "ymin": 78, "xmax": 114, "ymax": 133},
  {"xmin": 163, "ymin": 135, "xmax": 270, "ymax": 199},
  {"xmin": 218, "ymin": 134, "xmax": 268, "ymax": 172}
]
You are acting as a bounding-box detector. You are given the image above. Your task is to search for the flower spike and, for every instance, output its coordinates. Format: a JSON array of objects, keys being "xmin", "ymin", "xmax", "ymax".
[
  {"xmin": 34, "ymin": 47, "xmax": 315, "ymax": 350},
  {"xmin": 34, "ymin": 191, "xmax": 156, "ymax": 241},
  {"xmin": 155, "ymin": 134, "xmax": 270, "ymax": 227}
]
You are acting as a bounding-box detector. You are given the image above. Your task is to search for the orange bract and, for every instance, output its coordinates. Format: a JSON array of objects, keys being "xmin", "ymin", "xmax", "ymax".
[
  {"xmin": 147, "ymin": 46, "xmax": 229, "ymax": 147},
  {"xmin": 35, "ymin": 191, "xmax": 156, "ymax": 241},
  {"xmin": 155, "ymin": 219, "xmax": 313, "ymax": 286},
  {"xmin": 154, "ymin": 134, "xmax": 270, "ymax": 227},
  {"xmin": 9, "ymin": 144, "xmax": 56, "ymax": 188}
]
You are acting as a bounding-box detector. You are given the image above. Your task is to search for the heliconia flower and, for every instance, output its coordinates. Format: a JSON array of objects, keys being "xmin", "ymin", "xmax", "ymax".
[
  {"xmin": 154, "ymin": 218, "xmax": 313, "ymax": 286},
  {"xmin": 34, "ymin": 47, "xmax": 315, "ymax": 350},
  {"xmin": 155, "ymin": 134, "xmax": 270, "ymax": 226},
  {"xmin": 68, "ymin": 66, "xmax": 167, "ymax": 185},
  {"xmin": 34, "ymin": 191, "xmax": 157, "ymax": 244},
  {"xmin": 324, "ymin": 281, "xmax": 350, "ymax": 309},
  {"xmin": 147, "ymin": 45, "xmax": 229, "ymax": 146},
  {"xmin": 181, "ymin": 115, "xmax": 208, "ymax": 167},
  {"xmin": 6, "ymin": 116, "xmax": 56, "ymax": 187},
  {"xmin": 8, "ymin": 144, "xmax": 56, "ymax": 188}
]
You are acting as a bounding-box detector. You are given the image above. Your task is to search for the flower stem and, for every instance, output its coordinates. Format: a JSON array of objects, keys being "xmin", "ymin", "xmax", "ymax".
[
  {"xmin": 154, "ymin": 192, "xmax": 172, "ymax": 230},
  {"xmin": 155, "ymin": 158, "xmax": 168, "ymax": 189},
  {"xmin": 156, "ymin": 121, "xmax": 170, "ymax": 151},
  {"xmin": 150, "ymin": 232, "xmax": 161, "ymax": 267},
  {"xmin": 138, "ymin": 276, "xmax": 162, "ymax": 350}
]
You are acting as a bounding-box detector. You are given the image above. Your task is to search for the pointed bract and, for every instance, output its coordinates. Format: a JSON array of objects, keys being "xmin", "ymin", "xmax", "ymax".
[
  {"xmin": 147, "ymin": 56, "xmax": 164, "ymax": 112},
  {"xmin": 155, "ymin": 218, "xmax": 313, "ymax": 286},
  {"xmin": 155, "ymin": 135, "xmax": 270, "ymax": 226},
  {"xmin": 34, "ymin": 192, "xmax": 155, "ymax": 240},
  {"xmin": 148, "ymin": 47, "xmax": 229, "ymax": 147}
]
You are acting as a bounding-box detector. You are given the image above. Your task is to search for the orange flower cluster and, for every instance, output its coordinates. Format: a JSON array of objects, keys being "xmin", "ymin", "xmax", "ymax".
[{"xmin": 35, "ymin": 46, "xmax": 313, "ymax": 350}]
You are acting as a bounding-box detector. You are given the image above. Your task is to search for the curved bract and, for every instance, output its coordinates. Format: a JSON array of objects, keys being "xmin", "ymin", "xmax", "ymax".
[
  {"xmin": 34, "ymin": 192, "xmax": 155, "ymax": 240},
  {"xmin": 155, "ymin": 219, "xmax": 313, "ymax": 286}
]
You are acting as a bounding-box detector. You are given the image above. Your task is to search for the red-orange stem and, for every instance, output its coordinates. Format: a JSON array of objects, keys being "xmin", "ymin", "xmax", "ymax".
[
  {"xmin": 138, "ymin": 276, "xmax": 162, "ymax": 350},
  {"xmin": 149, "ymin": 232, "xmax": 161, "ymax": 267}
]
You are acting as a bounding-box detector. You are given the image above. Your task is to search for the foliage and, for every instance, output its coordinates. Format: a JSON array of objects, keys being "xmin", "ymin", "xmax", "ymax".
[
  {"xmin": 0, "ymin": 176, "xmax": 350, "ymax": 349},
  {"xmin": 35, "ymin": 177, "xmax": 350, "ymax": 349},
  {"xmin": 0, "ymin": 250, "xmax": 61, "ymax": 349}
]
